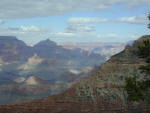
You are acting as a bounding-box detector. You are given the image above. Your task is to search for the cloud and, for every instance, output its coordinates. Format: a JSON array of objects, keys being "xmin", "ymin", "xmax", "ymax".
[
  {"xmin": 66, "ymin": 24, "xmax": 95, "ymax": 33},
  {"xmin": 19, "ymin": 26, "xmax": 40, "ymax": 32},
  {"xmin": 67, "ymin": 15, "xmax": 148, "ymax": 25},
  {"xmin": 106, "ymin": 34, "xmax": 118, "ymax": 38},
  {"xmin": 0, "ymin": 19, "xmax": 5, "ymax": 24},
  {"xmin": 0, "ymin": 0, "xmax": 150, "ymax": 19},
  {"xmin": 0, "ymin": 25, "xmax": 138, "ymax": 43},
  {"xmin": 125, "ymin": 0, "xmax": 150, "ymax": 8},
  {"xmin": 7, "ymin": 25, "xmax": 50, "ymax": 33},
  {"xmin": 51, "ymin": 32, "xmax": 119, "ymax": 40},
  {"xmin": 96, "ymin": 33, "xmax": 119, "ymax": 39},
  {"xmin": 68, "ymin": 18, "xmax": 109, "ymax": 24},
  {"xmin": 115, "ymin": 15, "xmax": 148, "ymax": 24},
  {"xmin": 51, "ymin": 32, "xmax": 75, "ymax": 38}
]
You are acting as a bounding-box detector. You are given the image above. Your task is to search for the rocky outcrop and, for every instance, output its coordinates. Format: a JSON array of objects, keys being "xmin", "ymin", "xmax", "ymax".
[
  {"xmin": 0, "ymin": 36, "xmax": 33, "ymax": 62},
  {"xmin": 0, "ymin": 36, "xmax": 150, "ymax": 113},
  {"xmin": 24, "ymin": 76, "xmax": 48, "ymax": 85}
]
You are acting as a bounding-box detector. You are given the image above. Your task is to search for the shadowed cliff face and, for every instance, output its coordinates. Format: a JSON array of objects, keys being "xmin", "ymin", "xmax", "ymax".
[
  {"xmin": 0, "ymin": 36, "xmax": 150, "ymax": 113},
  {"xmin": 0, "ymin": 36, "xmax": 33, "ymax": 62}
]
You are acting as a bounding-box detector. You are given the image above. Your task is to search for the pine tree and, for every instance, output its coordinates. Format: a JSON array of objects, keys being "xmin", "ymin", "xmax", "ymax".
[{"xmin": 124, "ymin": 14, "xmax": 150, "ymax": 103}]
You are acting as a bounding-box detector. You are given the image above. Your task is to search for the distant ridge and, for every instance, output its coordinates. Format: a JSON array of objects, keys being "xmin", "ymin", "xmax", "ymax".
[{"xmin": 0, "ymin": 36, "xmax": 105, "ymax": 105}]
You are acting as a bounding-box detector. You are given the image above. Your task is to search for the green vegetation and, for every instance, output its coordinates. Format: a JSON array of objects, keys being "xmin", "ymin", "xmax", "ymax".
[
  {"xmin": 125, "ymin": 39, "xmax": 150, "ymax": 103},
  {"xmin": 125, "ymin": 14, "xmax": 150, "ymax": 103}
]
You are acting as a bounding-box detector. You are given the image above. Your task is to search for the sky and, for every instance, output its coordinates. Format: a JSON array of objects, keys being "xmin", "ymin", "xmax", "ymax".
[{"xmin": 0, "ymin": 0, "xmax": 150, "ymax": 44}]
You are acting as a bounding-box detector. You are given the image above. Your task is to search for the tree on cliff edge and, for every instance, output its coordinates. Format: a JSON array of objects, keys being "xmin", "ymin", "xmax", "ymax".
[{"xmin": 124, "ymin": 14, "xmax": 150, "ymax": 104}]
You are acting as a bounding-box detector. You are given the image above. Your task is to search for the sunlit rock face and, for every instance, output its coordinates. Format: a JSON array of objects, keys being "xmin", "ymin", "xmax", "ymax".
[
  {"xmin": 18, "ymin": 54, "xmax": 44, "ymax": 71},
  {"xmin": 24, "ymin": 76, "xmax": 47, "ymax": 85}
]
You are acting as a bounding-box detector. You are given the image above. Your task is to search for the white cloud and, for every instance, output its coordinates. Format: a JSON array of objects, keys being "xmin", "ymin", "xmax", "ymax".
[
  {"xmin": 52, "ymin": 32, "xmax": 75, "ymax": 38},
  {"xmin": 67, "ymin": 15, "xmax": 148, "ymax": 25},
  {"xmin": 20, "ymin": 26, "xmax": 40, "ymax": 32},
  {"xmin": 51, "ymin": 32, "xmax": 119, "ymax": 40},
  {"xmin": 125, "ymin": 0, "xmax": 150, "ymax": 8},
  {"xmin": 7, "ymin": 25, "xmax": 50, "ymax": 33},
  {"xmin": 115, "ymin": 15, "xmax": 148, "ymax": 24},
  {"xmin": 0, "ymin": 19, "xmax": 5, "ymax": 24},
  {"xmin": 68, "ymin": 18, "xmax": 109, "ymax": 24},
  {"xmin": 96, "ymin": 33, "xmax": 119, "ymax": 39},
  {"xmin": 66, "ymin": 24, "xmax": 95, "ymax": 33},
  {"xmin": 0, "ymin": 0, "xmax": 150, "ymax": 19}
]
